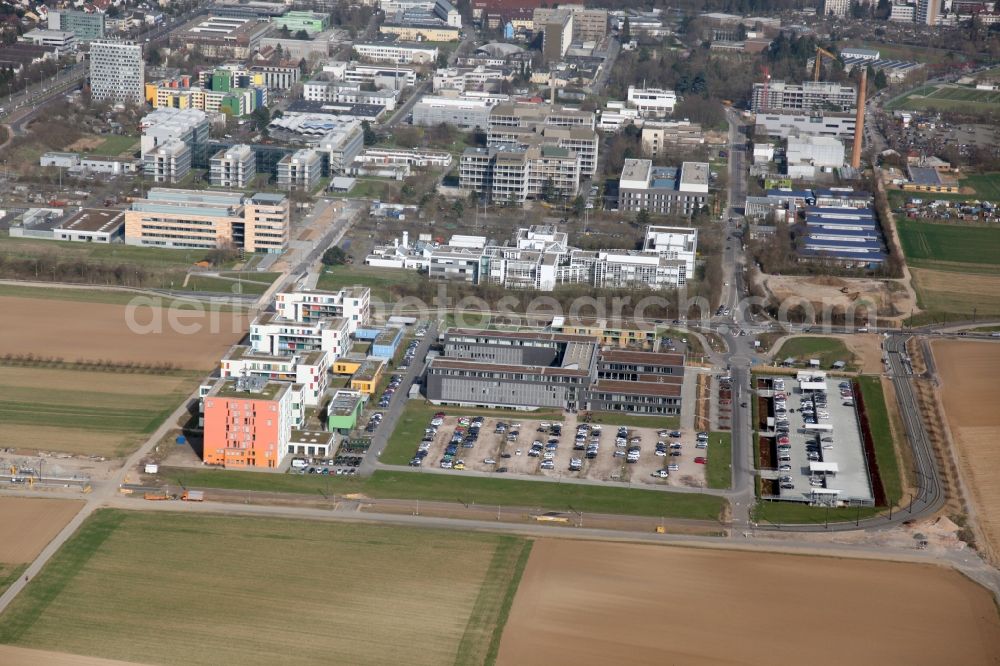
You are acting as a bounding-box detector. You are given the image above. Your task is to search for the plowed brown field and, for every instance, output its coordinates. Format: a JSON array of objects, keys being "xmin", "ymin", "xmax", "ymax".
[
  {"xmin": 932, "ymin": 339, "xmax": 1000, "ymax": 561},
  {"xmin": 498, "ymin": 539, "xmax": 1000, "ymax": 665},
  {"xmin": 0, "ymin": 497, "xmax": 82, "ymax": 562}
]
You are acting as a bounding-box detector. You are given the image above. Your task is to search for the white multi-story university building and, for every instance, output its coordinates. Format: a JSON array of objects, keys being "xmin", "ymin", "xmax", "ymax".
[
  {"xmin": 249, "ymin": 313, "xmax": 351, "ymax": 358},
  {"xmin": 209, "ymin": 144, "xmax": 257, "ymax": 189},
  {"xmin": 277, "ymin": 149, "xmax": 323, "ymax": 191},
  {"xmin": 751, "ymin": 80, "xmax": 857, "ymax": 113},
  {"xmin": 89, "ymin": 40, "xmax": 144, "ymax": 104},
  {"xmin": 275, "ymin": 287, "xmax": 370, "ymax": 333},
  {"xmin": 627, "ymin": 86, "xmax": 677, "ymax": 117},
  {"xmin": 353, "ymin": 41, "xmax": 439, "ymax": 64},
  {"xmin": 618, "ymin": 159, "xmax": 710, "ymax": 217}
]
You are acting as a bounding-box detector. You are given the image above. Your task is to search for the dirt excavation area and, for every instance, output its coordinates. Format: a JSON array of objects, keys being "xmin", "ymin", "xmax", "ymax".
[
  {"xmin": 762, "ymin": 274, "xmax": 913, "ymax": 319},
  {"xmin": 0, "ymin": 497, "xmax": 82, "ymax": 562},
  {"xmin": 497, "ymin": 539, "xmax": 1000, "ymax": 666},
  {"xmin": 0, "ymin": 295, "xmax": 248, "ymax": 371},
  {"xmin": 932, "ymin": 339, "xmax": 1000, "ymax": 562}
]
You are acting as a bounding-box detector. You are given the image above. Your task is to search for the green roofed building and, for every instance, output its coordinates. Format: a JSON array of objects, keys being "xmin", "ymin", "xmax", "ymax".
[{"xmin": 327, "ymin": 389, "xmax": 364, "ymax": 432}]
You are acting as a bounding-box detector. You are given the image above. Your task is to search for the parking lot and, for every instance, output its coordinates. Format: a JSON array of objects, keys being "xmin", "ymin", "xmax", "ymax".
[
  {"xmin": 757, "ymin": 373, "xmax": 874, "ymax": 505},
  {"xmin": 404, "ymin": 413, "xmax": 708, "ymax": 488}
]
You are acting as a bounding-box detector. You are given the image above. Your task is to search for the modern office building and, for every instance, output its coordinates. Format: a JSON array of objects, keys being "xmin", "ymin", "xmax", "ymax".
[
  {"xmin": 486, "ymin": 102, "xmax": 598, "ymax": 176},
  {"xmin": 316, "ymin": 122, "xmax": 366, "ymax": 174},
  {"xmin": 48, "ymin": 10, "xmax": 105, "ymax": 42},
  {"xmin": 459, "ymin": 144, "xmax": 582, "ymax": 202},
  {"xmin": 250, "ymin": 312, "xmax": 351, "ymax": 357},
  {"xmin": 432, "ymin": 66, "xmax": 506, "ymax": 92},
  {"xmin": 534, "ymin": 5, "xmax": 607, "ymax": 41},
  {"xmin": 618, "ymin": 159, "xmax": 711, "ymax": 217},
  {"xmin": 379, "ymin": 20, "xmax": 459, "ymax": 41},
  {"xmin": 425, "ymin": 328, "xmax": 685, "ymax": 413},
  {"xmin": 627, "ymin": 86, "xmax": 677, "ymax": 117},
  {"xmin": 170, "ymin": 16, "xmax": 270, "ymax": 59},
  {"xmin": 412, "ymin": 95, "xmax": 495, "ymax": 129},
  {"xmin": 143, "ymin": 140, "xmax": 192, "ymax": 183},
  {"xmin": 202, "ymin": 378, "xmax": 294, "ymax": 469},
  {"xmin": 125, "ymin": 189, "xmax": 289, "ymax": 253},
  {"xmin": 275, "ymin": 287, "xmax": 370, "ymax": 332},
  {"xmin": 917, "ymin": 0, "xmax": 941, "ymax": 24},
  {"xmin": 250, "ymin": 62, "xmax": 301, "ymax": 90},
  {"xmin": 755, "ymin": 112, "xmax": 857, "ymax": 140},
  {"xmin": 786, "ymin": 135, "xmax": 846, "ymax": 179},
  {"xmin": 277, "ymin": 149, "xmax": 323, "ymax": 190},
  {"xmin": 353, "ymin": 41, "xmax": 439, "ymax": 64},
  {"xmin": 89, "ymin": 40, "xmax": 143, "ymax": 104},
  {"xmin": 220, "ymin": 345, "xmax": 330, "ymax": 406},
  {"xmin": 751, "ymin": 80, "xmax": 857, "ymax": 113},
  {"xmin": 302, "ymin": 80, "xmax": 398, "ymax": 110},
  {"xmin": 539, "ymin": 9, "xmax": 573, "ymax": 64},
  {"xmin": 272, "ymin": 10, "xmax": 330, "ymax": 34},
  {"xmin": 322, "ymin": 60, "xmax": 418, "ymax": 88},
  {"xmin": 209, "ymin": 144, "xmax": 257, "ymax": 188},
  {"xmin": 822, "ymin": 0, "xmax": 852, "ymax": 15},
  {"xmin": 140, "ymin": 108, "xmax": 210, "ymax": 160},
  {"xmin": 641, "ymin": 120, "xmax": 705, "ymax": 157},
  {"xmin": 52, "ymin": 209, "xmax": 125, "ymax": 244},
  {"xmin": 21, "ymin": 29, "xmax": 76, "ymax": 54}
]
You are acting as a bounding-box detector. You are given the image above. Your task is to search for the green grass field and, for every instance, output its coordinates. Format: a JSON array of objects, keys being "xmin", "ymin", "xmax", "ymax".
[
  {"xmin": 754, "ymin": 501, "xmax": 880, "ymax": 525},
  {"xmin": 317, "ymin": 265, "xmax": 414, "ymax": 302},
  {"xmin": 0, "ymin": 510, "xmax": 530, "ymax": 666},
  {"xmin": 86, "ymin": 135, "xmax": 139, "ymax": 156},
  {"xmin": 0, "ymin": 564, "xmax": 26, "ymax": 597},
  {"xmin": 0, "ymin": 367, "xmax": 196, "ymax": 457},
  {"xmin": 382, "ymin": 402, "xmax": 566, "ymax": 466},
  {"xmin": 897, "ymin": 220, "xmax": 1000, "ymax": 269},
  {"xmin": 857, "ymin": 376, "xmax": 902, "ymax": 506},
  {"xmin": 0, "ymin": 237, "xmax": 215, "ymax": 270},
  {"xmin": 773, "ymin": 337, "xmax": 855, "ymax": 370},
  {"xmin": 706, "ymin": 431, "xmax": 732, "ymax": 489},
  {"xmin": 586, "ymin": 412, "xmax": 681, "ymax": 429},
  {"xmin": 886, "ymin": 84, "xmax": 1000, "ymax": 114},
  {"xmin": 184, "ymin": 276, "xmax": 273, "ymax": 295},
  {"xmin": 165, "ymin": 468, "xmax": 727, "ymax": 521},
  {"xmin": 961, "ymin": 173, "xmax": 1000, "ymax": 200}
]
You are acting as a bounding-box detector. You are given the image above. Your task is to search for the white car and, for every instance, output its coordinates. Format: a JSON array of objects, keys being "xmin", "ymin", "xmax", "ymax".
[
  {"xmin": 484, "ymin": 458, "xmax": 496, "ymax": 465},
  {"xmin": 668, "ymin": 463, "xmax": 680, "ymax": 471}
]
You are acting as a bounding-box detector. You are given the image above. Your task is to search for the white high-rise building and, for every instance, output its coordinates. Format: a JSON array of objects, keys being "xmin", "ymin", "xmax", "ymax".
[{"xmin": 89, "ymin": 40, "xmax": 144, "ymax": 104}]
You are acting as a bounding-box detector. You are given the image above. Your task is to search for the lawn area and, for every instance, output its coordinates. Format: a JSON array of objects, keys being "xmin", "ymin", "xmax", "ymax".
[
  {"xmin": 908, "ymin": 268, "xmax": 1000, "ymax": 320},
  {"xmin": 886, "ymin": 84, "xmax": 1000, "ymax": 115},
  {"xmin": 165, "ymin": 468, "xmax": 727, "ymax": 520},
  {"xmin": 184, "ymin": 275, "xmax": 272, "ymax": 295},
  {"xmin": 86, "ymin": 135, "xmax": 138, "ymax": 156},
  {"xmin": 381, "ymin": 401, "xmax": 565, "ymax": 465},
  {"xmin": 773, "ymin": 336, "xmax": 854, "ymax": 370},
  {"xmin": 0, "ymin": 510, "xmax": 530, "ymax": 666},
  {"xmin": 0, "ymin": 237, "xmax": 218, "ymax": 269},
  {"xmin": 218, "ymin": 271, "xmax": 281, "ymax": 283},
  {"xmin": 897, "ymin": 220, "xmax": 1000, "ymax": 270},
  {"xmin": 753, "ymin": 501, "xmax": 881, "ymax": 526},
  {"xmin": 962, "ymin": 172, "xmax": 1000, "ymax": 200},
  {"xmin": 0, "ymin": 366, "xmax": 197, "ymax": 457},
  {"xmin": 317, "ymin": 265, "xmax": 415, "ymax": 302},
  {"xmin": 585, "ymin": 411, "xmax": 681, "ymax": 429},
  {"xmin": 0, "ymin": 564, "xmax": 26, "ymax": 597},
  {"xmin": 326, "ymin": 177, "xmax": 403, "ymax": 200},
  {"xmin": 856, "ymin": 376, "xmax": 903, "ymax": 506},
  {"xmin": 706, "ymin": 431, "xmax": 732, "ymax": 489}
]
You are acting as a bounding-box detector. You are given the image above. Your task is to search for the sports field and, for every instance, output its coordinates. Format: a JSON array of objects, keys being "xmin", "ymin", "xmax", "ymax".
[
  {"xmin": 0, "ymin": 367, "xmax": 195, "ymax": 457},
  {"xmin": 0, "ymin": 511, "xmax": 531, "ymax": 666},
  {"xmin": 497, "ymin": 539, "xmax": 1000, "ymax": 665},
  {"xmin": 887, "ymin": 83, "xmax": 1000, "ymax": 114}
]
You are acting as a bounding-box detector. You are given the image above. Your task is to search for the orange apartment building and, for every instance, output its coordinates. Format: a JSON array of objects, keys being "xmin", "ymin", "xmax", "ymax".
[{"xmin": 203, "ymin": 378, "xmax": 292, "ymax": 469}]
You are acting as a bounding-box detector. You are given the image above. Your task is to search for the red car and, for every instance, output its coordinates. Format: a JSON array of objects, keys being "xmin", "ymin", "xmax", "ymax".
[
  {"xmin": 694, "ymin": 457, "xmax": 707, "ymax": 465},
  {"xmin": 777, "ymin": 436, "xmax": 790, "ymax": 445},
  {"xmin": 434, "ymin": 412, "xmax": 446, "ymax": 418}
]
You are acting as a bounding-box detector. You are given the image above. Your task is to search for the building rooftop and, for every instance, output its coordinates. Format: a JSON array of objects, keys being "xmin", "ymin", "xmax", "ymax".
[
  {"xmin": 430, "ymin": 357, "xmax": 592, "ymax": 377},
  {"xmin": 446, "ymin": 327, "xmax": 599, "ymax": 345},
  {"xmin": 329, "ymin": 390, "xmax": 363, "ymax": 416},
  {"xmin": 908, "ymin": 166, "xmax": 943, "ymax": 186},
  {"xmin": 212, "ymin": 377, "xmax": 287, "ymax": 400},
  {"xmin": 55, "ymin": 208, "xmax": 125, "ymax": 234},
  {"xmin": 599, "ymin": 349, "xmax": 685, "ymax": 367},
  {"xmin": 590, "ymin": 379, "xmax": 682, "ymax": 397},
  {"xmin": 353, "ymin": 359, "xmax": 385, "ymax": 382}
]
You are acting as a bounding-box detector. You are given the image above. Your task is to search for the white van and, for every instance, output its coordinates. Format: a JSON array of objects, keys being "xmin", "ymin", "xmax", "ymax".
[{"xmin": 291, "ymin": 458, "xmax": 308, "ymax": 469}]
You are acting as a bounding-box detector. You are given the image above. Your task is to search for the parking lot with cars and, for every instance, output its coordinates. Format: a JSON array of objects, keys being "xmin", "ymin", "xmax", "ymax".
[
  {"xmin": 757, "ymin": 373, "xmax": 874, "ymax": 505},
  {"xmin": 403, "ymin": 413, "xmax": 708, "ymax": 488}
]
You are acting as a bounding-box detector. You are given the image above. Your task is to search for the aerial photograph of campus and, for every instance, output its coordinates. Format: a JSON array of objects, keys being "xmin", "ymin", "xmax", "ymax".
[{"xmin": 0, "ymin": 0, "xmax": 999, "ymax": 663}]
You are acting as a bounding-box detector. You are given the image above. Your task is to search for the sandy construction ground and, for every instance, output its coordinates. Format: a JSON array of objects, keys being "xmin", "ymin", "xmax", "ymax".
[
  {"xmin": 498, "ymin": 539, "xmax": 1000, "ymax": 665},
  {"xmin": 0, "ymin": 296, "xmax": 248, "ymax": 370},
  {"xmin": 763, "ymin": 274, "xmax": 912, "ymax": 318},
  {"xmin": 0, "ymin": 497, "xmax": 82, "ymax": 562},
  {"xmin": 0, "ymin": 646, "xmax": 147, "ymax": 666},
  {"xmin": 932, "ymin": 340, "xmax": 1000, "ymax": 561}
]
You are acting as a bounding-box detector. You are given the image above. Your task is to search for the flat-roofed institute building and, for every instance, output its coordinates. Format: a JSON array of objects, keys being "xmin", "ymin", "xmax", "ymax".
[
  {"xmin": 425, "ymin": 328, "xmax": 686, "ymax": 413},
  {"xmin": 351, "ymin": 358, "xmax": 386, "ymax": 395},
  {"xmin": 250, "ymin": 312, "xmax": 350, "ymax": 358},
  {"xmin": 203, "ymin": 378, "xmax": 293, "ymax": 469},
  {"xmin": 53, "ymin": 209, "xmax": 125, "ymax": 243},
  {"xmin": 275, "ymin": 287, "xmax": 370, "ymax": 334},
  {"xmin": 220, "ymin": 345, "xmax": 329, "ymax": 406},
  {"xmin": 327, "ymin": 389, "xmax": 364, "ymax": 433},
  {"xmin": 618, "ymin": 158, "xmax": 710, "ymax": 216},
  {"xmin": 124, "ymin": 189, "xmax": 289, "ymax": 253}
]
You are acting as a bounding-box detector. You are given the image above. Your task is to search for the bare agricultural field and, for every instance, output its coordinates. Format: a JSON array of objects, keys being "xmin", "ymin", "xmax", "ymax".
[
  {"xmin": 0, "ymin": 646, "xmax": 148, "ymax": 666},
  {"xmin": 932, "ymin": 340, "xmax": 1000, "ymax": 561},
  {"xmin": 0, "ymin": 295, "xmax": 248, "ymax": 371},
  {"xmin": 0, "ymin": 497, "xmax": 82, "ymax": 562},
  {"xmin": 0, "ymin": 510, "xmax": 530, "ymax": 666},
  {"xmin": 498, "ymin": 539, "xmax": 1000, "ymax": 665}
]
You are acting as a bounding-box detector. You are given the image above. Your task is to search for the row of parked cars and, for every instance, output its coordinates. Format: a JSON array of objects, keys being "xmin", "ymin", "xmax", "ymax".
[
  {"xmin": 364, "ymin": 411, "xmax": 383, "ymax": 433},
  {"xmin": 398, "ymin": 336, "xmax": 422, "ymax": 372},
  {"xmin": 377, "ymin": 374, "xmax": 403, "ymax": 409}
]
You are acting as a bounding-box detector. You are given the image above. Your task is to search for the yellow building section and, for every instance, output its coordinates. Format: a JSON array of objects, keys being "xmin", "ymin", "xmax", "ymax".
[
  {"xmin": 332, "ymin": 358, "xmax": 363, "ymax": 375},
  {"xmin": 379, "ymin": 24, "xmax": 459, "ymax": 41},
  {"xmin": 558, "ymin": 323, "xmax": 656, "ymax": 350},
  {"xmin": 349, "ymin": 359, "xmax": 385, "ymax": 396}
]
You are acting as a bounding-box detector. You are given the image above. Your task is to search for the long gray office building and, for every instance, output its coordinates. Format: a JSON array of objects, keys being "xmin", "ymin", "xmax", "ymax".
[{"xmin": 425, "ymin": 328, "xmax": 684, "ymax": 414}]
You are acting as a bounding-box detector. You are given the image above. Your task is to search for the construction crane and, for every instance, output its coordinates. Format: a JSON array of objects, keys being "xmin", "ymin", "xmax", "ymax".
[{"xmin": 813, "ymin": 47, "xmax": 838, "ymax": 82}]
